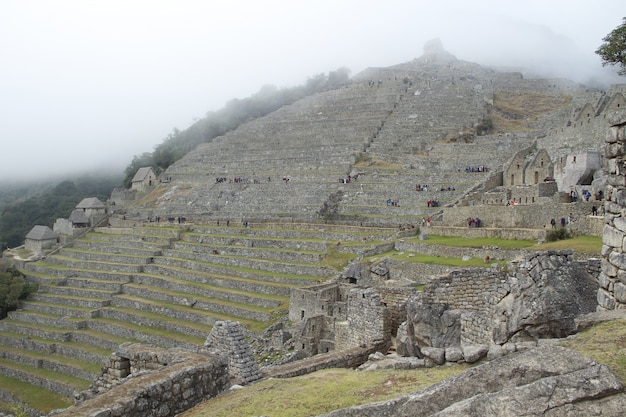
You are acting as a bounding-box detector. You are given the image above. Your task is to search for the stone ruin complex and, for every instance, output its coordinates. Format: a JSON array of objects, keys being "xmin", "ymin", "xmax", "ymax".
[{"xmin": 4, "ymin": 42, "xmax": 626, "ymax": 416}]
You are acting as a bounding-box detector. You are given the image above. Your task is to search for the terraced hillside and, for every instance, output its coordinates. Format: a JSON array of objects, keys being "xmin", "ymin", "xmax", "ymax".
[
  {"xmin": 2, "ymin": 45, "xmax": 594, "ymax": 415},
  {"xmin": 123, "ymin": 47, "xmax": 581, "ymax": 226},
  {"xmin": 1, "ymin": 222, "xmax": 400, "ymax": 413}
]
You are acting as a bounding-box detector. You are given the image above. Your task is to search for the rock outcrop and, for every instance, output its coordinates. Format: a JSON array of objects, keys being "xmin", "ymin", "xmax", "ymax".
[{"xmin": 318, "ymin": 346, "xmax": 626, "ymax": 417}]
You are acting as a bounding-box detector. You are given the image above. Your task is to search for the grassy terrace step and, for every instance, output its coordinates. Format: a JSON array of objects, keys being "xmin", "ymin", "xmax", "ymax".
[
  {"xmin": 110, "ymin": 293, "xmax": 267, "ymax": 334},
  {"xmin": 28, "ymin": 292, "xmax": 111, "ymax": 309},
  {"xmin": 0, "ymin": 319, "xmax": 136, "ymax": 351},
  {"xmin": 180, "ymin": 232, "xmax": 328, "ymax": 252},
  {"xmin": 7, "ymin": 310, "xmax": 87, "ymax": 330},
  {"xmin": 0, "ymin": 331, "xmax": 112, "ymax": 364},
  {"xmin": 39, "ymin": 255, "xmax": 144, "ymax": 273},
  {"xmin": 19, "ymin": 300, "xmax": 99, "ymax": 319},
  {"xmin": 120, "ymin": 282, "xmax": 274, "ymax": 322},
  {"xmin": 143, "ymin": 262, "xmax": 314, "ymax": 297},
  {"xmin": 160, "ymin": 248, "xmax": 337, "ymax": 278},
  {"xmin": 22, "ymin": 264, "xmax": 132, "ymax": 284},
  {"xmin": 40, "ymin": 284, "xmax": 119, "ymax": 299},
  {"xmin": 71, "ymin": 239, "xmax": 163, "ymax": 256},
  {"xmin": 0, "ymin": 373, "xmax": 74, "ymax": 414},
  {"xmin": 0, "ymin": 345, "xmax": 101, "ymax": 381},
  {"xmin": 171, "ymin": 241, "xmax": 324, "ymax": 264},
  {"xmin": 58, "ymin": 247, "xmax": 153, "ymax": 264},
  {"xmin": 58, "ymin": 248, "xmax": 153, "ymax": 265},
  {"xmin": 0, "ymin": 357, "xmax": 90, "ymax": 397},
  {"xmin": 85, "ymin": 316, "xmax": 203, "ymax": 350},
  {"xmin": 98, "ymin": 305, "xmax": 212, "ymax": 339},
  {"xmin": 133, "ymin": 272, "xmax": 286, "ymax": 309},
  {"xmin": 86, "ymin": 230, "xmax": 176, "ymax": 247}
]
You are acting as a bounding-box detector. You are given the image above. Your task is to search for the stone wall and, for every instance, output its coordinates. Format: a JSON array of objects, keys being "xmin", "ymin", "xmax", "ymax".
[
  {"xmin": 54, "ymin": 344, "xmax": 229, "ymax": 417},
  {"xmin": 598, "ymin": 109, "xmax": 626, "ymax": 309},
  {"xmin": 200, "ymin": 321, "xmax": 260, "ymax": 385}
]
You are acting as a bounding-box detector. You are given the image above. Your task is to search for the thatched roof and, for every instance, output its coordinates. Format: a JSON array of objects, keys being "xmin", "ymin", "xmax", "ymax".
[
  {"xmin": 132, "ymin": 167, "xmax": 154, "ymax": 183},
  {"xmin": 69, "ymin": 209, "xmax": 90, "ymax": 224},
  {"xmin": 76, "ymin": 197, "xmax": 105, "ymax": 209},
  {"xmin": 25, "ymin": 225, "xmax": 57, "ymax": 241}
]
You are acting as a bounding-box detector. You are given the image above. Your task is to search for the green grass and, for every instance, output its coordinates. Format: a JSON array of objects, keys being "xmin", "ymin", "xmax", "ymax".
[
  {"xmin": 179, "ymin": 365, "xmax": 470, "ymax": 417},
  {"xmin": 417, "ymin": 234, "xmax": 536, "ymax": 249},
  {"xmin": 531, "ymin": 235, "xmax": 602, "ymax": 256},
  {"xmin": 561, "ymin": 318, "xmax": 626, "ymax": 384},
  {"xmin": 368, "ymin": 250, "xmax": 497, "ymax": 267},
  {"xmin": 0, "ymin": 375, "xmax": 73, "ymax": 414}
]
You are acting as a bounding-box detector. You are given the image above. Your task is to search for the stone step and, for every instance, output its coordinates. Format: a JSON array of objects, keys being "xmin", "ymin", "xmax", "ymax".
[
  {"xmin": 84, "ymin": 316, "xmax": 203, "ymax": 350},
  {"xmin": 7, "ymin": 310, "xmax": 86, "ymax": 330},
  {"xmin": 40, "ymin": 283, "xmax": 119, "ymax": 299},
  {"xmin": 22, "ymin": 264, "xmax": 133, "ymax": 284},
  {"xmin": 120, "ymin": 283, "xmax": 272, "ymax": 322},
  {"xmin": 142, "ymin": 263, "xmax": 296, "ymax": 297},
  {"xmin": 181, "ymin": 232, "xmax": 328, "ymax": 252},
  {"xmin": 0, "ymin": 345, "xmax": 101, "ymax": 382},
  {"xmin": 155, "ymin": 251, "xmax": 334, "ymax": 282},
  {"xmin": 98, "ymin": 306, "xmax": 210, "ymax": 340},
  {"xmin": 0, "ymin": 332, "xmax": 110, "ymax": 365},
  {"xmin": 58, "ymin": 248, "xmax": 153, "ymax": 265},
  {"xmin": 71, "ymin": 239, "xmax": 163, "ymax": 257},
  {"xmin": 133, "ymin": 273, "xmax": 284, "ymax": 309},
  {"xmin": 0, "ymin": 358, "xmax": 88, "ymax": 398},
  {"xmin": 28, "ymin": 293, "xmax": 111, "ymax": 309},
  {"xmin": 170, "ymin": 241, "xmax": 324, "ymax": 264},
  {"xmin": 41, "ymin": 255, "xmax": 144, "ymax": 273},
  {"xmin": 18, "ymin": 300, "xmax": 97, "ymax": 319}
]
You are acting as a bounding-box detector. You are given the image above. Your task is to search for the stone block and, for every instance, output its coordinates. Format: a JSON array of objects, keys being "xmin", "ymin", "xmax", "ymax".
[
  {"xmin": 614, "ymin": 282, "xmax": 626, "ymax": 304},
  {"xmin": 462, "ymin": 344, "xmax": 488, "ymax": 363},
  {"xmin": 421, "ymin": 347, "xmax": 445, "ymax": 365},
  {"xmin": 445, "ymin": 347, "xmax": 463, "ymax": 362},
  {"xmin": 597, "ymin": 289, "xmax": 616, "ymax": 310},
  {"xmin": 486, "ymin": 344, "xmax": 503, "ymax": 360},
  {"xmin": 603, "ymin": 225, "xmax": 624, "ymax": 248}
]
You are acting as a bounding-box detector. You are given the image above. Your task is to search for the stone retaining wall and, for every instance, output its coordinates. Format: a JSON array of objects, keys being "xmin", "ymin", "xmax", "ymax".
[
  {"xmin": 262, "ymin": 343, "xmax": 387, "ymax": 379},
  {"xmin": 55, "ymin": 344, "xmax": 229, "ymax": 417},
  {"xmin": 599, "ymin": 109, "xmax": 626, "ymax": 309}
]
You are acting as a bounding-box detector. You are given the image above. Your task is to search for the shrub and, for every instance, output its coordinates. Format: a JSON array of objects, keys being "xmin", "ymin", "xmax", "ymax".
[{"xmin": 546, "ymin": 227, "xmax": 571, "ymax": 242}]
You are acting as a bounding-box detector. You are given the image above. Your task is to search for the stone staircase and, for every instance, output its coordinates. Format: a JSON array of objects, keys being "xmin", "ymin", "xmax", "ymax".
[{"xmin": 1, "ymin": 221, "xmax": 398, "ymax": 412}]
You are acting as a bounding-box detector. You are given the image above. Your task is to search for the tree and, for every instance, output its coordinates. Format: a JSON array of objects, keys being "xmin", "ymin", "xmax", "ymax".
[{"xmin": 596, "ymin": 18, "xmax": 626, "ymax": 76}]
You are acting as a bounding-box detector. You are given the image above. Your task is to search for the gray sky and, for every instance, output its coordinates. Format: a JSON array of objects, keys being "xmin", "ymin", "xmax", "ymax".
[{"xmin": 1, "ymin": 0, "xmax": 623, "ymax": 181}]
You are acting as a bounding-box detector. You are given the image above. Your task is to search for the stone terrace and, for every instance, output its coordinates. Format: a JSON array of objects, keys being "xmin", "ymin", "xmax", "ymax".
[{"xmin": 1, "ymin": 222, "xmax": 399, "ymax": 410}]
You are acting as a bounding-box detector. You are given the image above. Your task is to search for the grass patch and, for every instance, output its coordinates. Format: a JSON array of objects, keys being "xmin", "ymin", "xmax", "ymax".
[
  {"xmin": 322, "ymin": 246, "xmax": 358, "ymax": 271},
  {"xmin": 368, "ymin": 250, "xmax": 495, "ymax": 267},
  {"xmin": 491, "ymin": 90, "xmax": 572, "ymax": 132},
  {"xmin": 531, "ymin": 235, "xmax": 601, "ymax": 256},
  {"xmin": 179, "ymin": 365, "xmax": 470, "ymax": 417},
  {"xmin": 419, "ymin": 234, "xmax": 535, "ymax": 250},
  {"xmin": 0, "ymin": 374, "xmax": 73, "ymax": 414},
  {"xmin": 561, "ymin": 319, "xmax": 626, "ymax": 384}
]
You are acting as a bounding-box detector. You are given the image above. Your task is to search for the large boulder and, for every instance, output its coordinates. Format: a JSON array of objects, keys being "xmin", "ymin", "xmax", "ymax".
[
  {"xmin": 318, "ymin": 345, "xmax": 625, "ymax": 417},
  {"xmin": 405, "ymin": 294, "xmax": 462, "ymax": 349},
  {"xmin": 491, "ymin": 251, "xmax": 598, "ymax": 344}
]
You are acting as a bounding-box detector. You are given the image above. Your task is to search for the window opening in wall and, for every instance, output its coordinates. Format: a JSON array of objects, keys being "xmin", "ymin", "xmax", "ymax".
[
  {"xmin": 348, "ymin": 277, "xmax": 357, "ymax": 284},
  {"xmin": 511, "ymin": 174, "xmax": 514, "ymax": 185},
  {"xmin": 326, "ymin": 348, "xmax": 329, "ymax": 353},
  {"xmin": 302, "ymin": 344, "xmax": 305, "ymax": 349},
  {"xmin": 301, "ymin": 310, "xmax": 304, "ymax": 319},
  {"xmin": 534, "ymin": 171, "xmax": 539, "ymax": 184},
  {"xmin": 362, "ymin": 294, "xmax": 365, "ymax": 298}
]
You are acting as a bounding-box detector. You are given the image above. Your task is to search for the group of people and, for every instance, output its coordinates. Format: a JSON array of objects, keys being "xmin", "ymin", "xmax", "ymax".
[
  {"xmin": 339, "ymin": 175, "xmax": 353, "ymax": 183},
  {"xmin": 426, "ymin": 199, "xmax": 439, "ymax": 207},
  {"xmin": 465, "ymin": 165, "xmax": 488, "ymax": 173},
  {"xmin": 467, "ymin": 217, "xmax": 481, "ymax": 228},
  {"xmin": 386, "ymin": 198, "xmax": 400, "ymax": 207}
]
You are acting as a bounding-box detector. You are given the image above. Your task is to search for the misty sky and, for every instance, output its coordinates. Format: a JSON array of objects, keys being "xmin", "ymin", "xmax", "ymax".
[{"xmin": 1, "ymin": 0, "xmax": 623, "ymax": 181}]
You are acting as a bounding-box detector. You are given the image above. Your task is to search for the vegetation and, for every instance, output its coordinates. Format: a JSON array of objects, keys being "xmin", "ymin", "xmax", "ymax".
[
  {"xmin": 0, "ymin": 265, "xmax": 37, "ymax": 319},
  {"xmin": 179, "ymin": 365, "xmax": 470, "ymax": 417},
  {"xmin": 122, "ymin": 68, "xmax": 352, "ymax": 187},
  {"xmin": 532, "ymin": 234, "xmax": 602, "ymax": 256},
  {"xmin": 596, "ymin": 17, "xmax": 626, "ymax": 76},
  {"xmin": 490, "ymin": 90, "xmax": 572, "ymax": 132},
  {"xmin": 545, "ymin": 227, "xmax": 572, "ymax": 242},
  {"xmin": 0, "ymin": 175, "xmax": 121, "ymax": 250},
  {"xmin": 418, "ymin": 234, "xmax": 536, "ymax": 249}
]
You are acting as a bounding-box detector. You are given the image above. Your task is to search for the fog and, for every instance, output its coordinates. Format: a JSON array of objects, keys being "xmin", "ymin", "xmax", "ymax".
[{"xmin": 1, "ymin": 0, "xmax": 623, "ymax": 182}]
